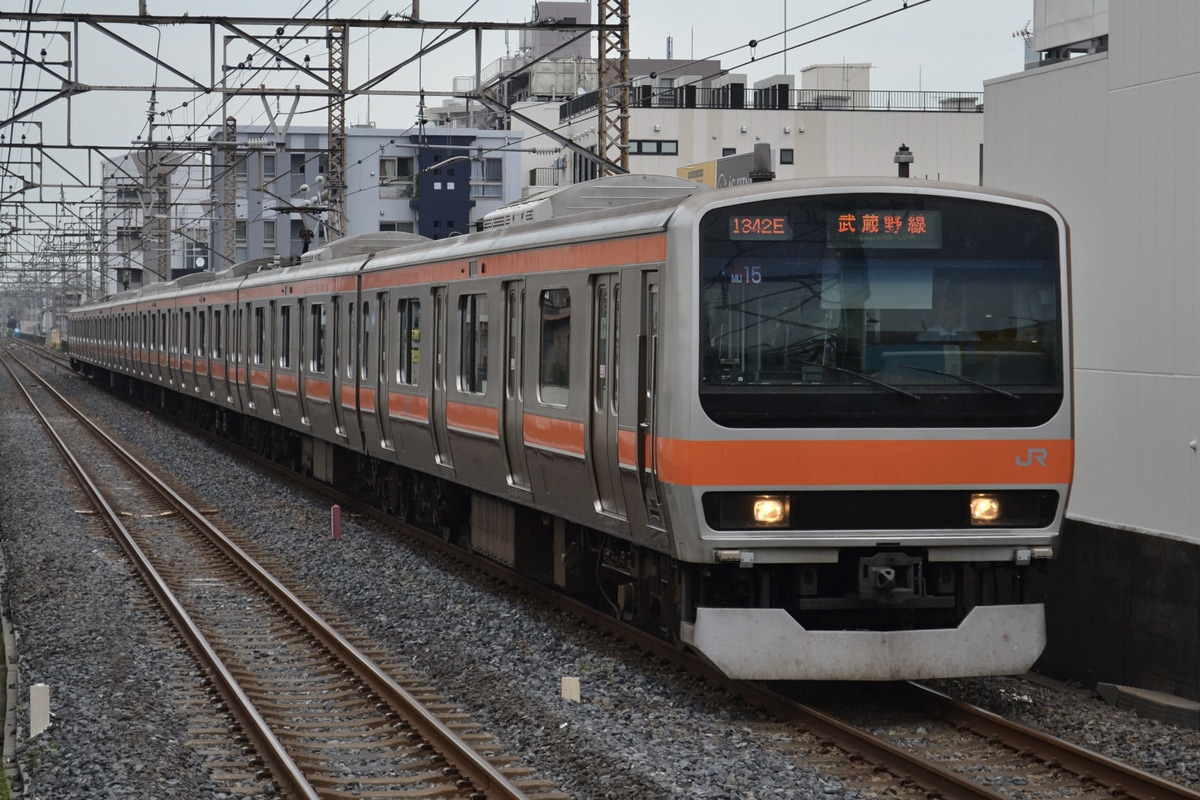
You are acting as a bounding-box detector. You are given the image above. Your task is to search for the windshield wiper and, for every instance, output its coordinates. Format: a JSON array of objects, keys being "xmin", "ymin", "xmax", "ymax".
[
  {"xmin": 799, "ymin": 360, "xmax": 921, "ymax": 400},
  {"xmin": 899, "ymin": 364, "xmax": 1019, "ymax": 399}
]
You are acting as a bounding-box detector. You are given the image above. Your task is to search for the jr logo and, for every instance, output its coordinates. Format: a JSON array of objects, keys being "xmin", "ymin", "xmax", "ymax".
[{"xmin": 1016, "ymin": 448, "xmax": 1049, "ymax": 467}]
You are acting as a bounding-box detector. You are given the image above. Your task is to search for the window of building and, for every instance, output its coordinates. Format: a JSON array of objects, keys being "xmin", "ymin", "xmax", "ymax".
[
  {"xmin": 116, "ymin": 226, "xmax": 142, "ymax": 255},
  {"xmin": 310, "ymin": 303, "xmax": 326, "ymax": 372},
  {"xmin": 184, "ymin": 238, "xmax": 208, "ymax": 271},
  {"xmin": 262, "ymin": 153, "xmax": 276, "ymax": 181},
  {"xmin": 459, "ymin": 293, "xmax": 488, "ymax": 394},
  {"xmin": 235, "ymin": 219, "xmax": 248, "ymax": 264},
  {"xmin": 657, "ymin": 76, "xmax": 676, "ymax": 107},
  {"xmin": 235, "ymin": 156, "xmax": 248, "ymax": 184},
  {"xmin": 397, "ymin": 298, "xmax": 420, "ymax": 386},
  {"xmin": 115, "ymin": 187, "xmax": 140, "ymax": 203},
  {"xmin": 539, "ymin": 288, "xmax": 570, "ymax": 406},
  {"xmin": 628, "ymin": 140, "xmax": 679, "ymax": 155},
  {"xmin": 263, "ymin": 219, "xmax": 276, "ymax": 247},
  {"xmin": 470, "ymin": 157, "xmax": 503, "ymax": 198},
  {"xmin": 780, "ymin": 148, "xmax": 795, "ymax": 165},
  {"xmin": 379, "ymin": 155, "xmax": 416, "ymax": 185},
  {"xmin": 290, "ymin": 153, "xmax": 306, "ymax": 194},
  {"xmin": 380, "ymin": 221, "xmax": 415, "ymax": 233},
  {"xmin": 722, "ymin": 147, "xmax": 736, "ymax": 157}
]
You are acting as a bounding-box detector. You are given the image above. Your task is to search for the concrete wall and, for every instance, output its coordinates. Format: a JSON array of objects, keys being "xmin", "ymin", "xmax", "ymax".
[{"xmin": 986, "ymin": 0, "xmax": 1200, "ymax": 698}]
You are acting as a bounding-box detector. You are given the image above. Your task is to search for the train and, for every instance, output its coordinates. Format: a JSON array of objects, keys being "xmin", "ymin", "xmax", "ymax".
[{"xmin": 69, "ymin": 174, "xmax": 1073, "ymax": 681}]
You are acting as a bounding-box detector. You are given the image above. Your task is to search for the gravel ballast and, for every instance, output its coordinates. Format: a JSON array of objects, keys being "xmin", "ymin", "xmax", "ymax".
[{"xmin": 3, "ymin": 359, "xmax": 1200, "ymax": 799}]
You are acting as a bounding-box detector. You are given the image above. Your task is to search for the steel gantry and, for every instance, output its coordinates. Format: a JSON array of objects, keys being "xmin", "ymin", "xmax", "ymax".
[
  {"xmin": 0, "ymin": 8, "xmax": 619, "ymax": 295},
  {"xmin": 597, "ymin": 0, "xmax": 631, "ymax": 175}
]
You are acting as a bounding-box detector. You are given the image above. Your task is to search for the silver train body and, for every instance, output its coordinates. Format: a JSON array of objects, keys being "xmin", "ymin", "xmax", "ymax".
[{"xmin": 70, "ymin": 176, "xmax": 1073, "ymax": 681}]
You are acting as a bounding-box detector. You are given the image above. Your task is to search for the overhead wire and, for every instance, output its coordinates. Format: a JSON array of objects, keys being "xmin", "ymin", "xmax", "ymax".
[{"xmin": 4, "ymin": 0, "xmax": 939, "ymax": 285}]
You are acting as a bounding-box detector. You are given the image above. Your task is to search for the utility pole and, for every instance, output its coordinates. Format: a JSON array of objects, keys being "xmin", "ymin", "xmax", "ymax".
[
  {"xmin": 326, "ymin": 24, "xmax": 347, "ymax": 239},
  {"xmin": 597, "ymin": 0, "xmax": 630, "ymax": 176}
]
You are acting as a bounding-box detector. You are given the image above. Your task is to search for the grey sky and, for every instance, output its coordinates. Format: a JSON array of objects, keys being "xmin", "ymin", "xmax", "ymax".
[{"xmin": 0, "ymin": 0, "xmax": 1033, "ymax": 250}]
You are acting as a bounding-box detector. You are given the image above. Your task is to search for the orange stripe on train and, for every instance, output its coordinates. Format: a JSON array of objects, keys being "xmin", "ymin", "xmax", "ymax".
[
  {"xmin": 446, "ymin": 401, "xmax": 499, "ymax": 437},
  {"xmin": 655, "ymin": 438, "xmax": 1074, "ymax": 487},
  {"xmin": 387, "ymin": 392, "xmax": 429, "ymax": 422},
  {"xmin": 361, "ymin": 234, "xmax": 667, "ymax": 289},
  {"xmin": 523, "ymin": 414, "xmax": 585, "ymax": 456}
]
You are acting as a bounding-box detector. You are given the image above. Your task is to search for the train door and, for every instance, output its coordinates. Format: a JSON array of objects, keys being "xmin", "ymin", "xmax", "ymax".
[
  {"xmin": 217, "ymin": 305, "xmax": 233, "ymax": 404},
  {"xmin": 296, "ymin": 298, "xmax": 310, "ymax": 425},
  {"xmin": 590, "ymin": 274, "xmax": 626, "ymax": 518},
  {"xmin": 636, "ymin": 273, "xmax": 665, "ymax": 526},
  {"xmin": 502, "ymin": 280, "xmax": 530, "ymax": 490},
  {"xmin": 430, "ymin": 286, "xmax": 452, "ymax": 467},
  {"xmin": 268, "ymin": 301, "xmax": 280, "ymax": 414},
  {"xmin": 241, "ymin": 302, "xmax": 254, "ymax": 407},
  {"xmin": 375, "ymin": 291, "xmax": 394, "ymax": 449},
  {"xmin": 330, "ymin": 297, "xmax": 347, "ymax": 438}
]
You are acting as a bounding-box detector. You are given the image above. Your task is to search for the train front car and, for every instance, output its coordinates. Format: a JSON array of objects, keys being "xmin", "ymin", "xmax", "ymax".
[{"xmin": 660, "ymin": 179, "xmax": 1072, "ymax": 681}]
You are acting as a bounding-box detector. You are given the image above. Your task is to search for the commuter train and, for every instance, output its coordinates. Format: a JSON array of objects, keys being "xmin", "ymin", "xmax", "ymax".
[{"xmin": 69, "ymin": 175, "xmax": 1073, "ymax": 681}]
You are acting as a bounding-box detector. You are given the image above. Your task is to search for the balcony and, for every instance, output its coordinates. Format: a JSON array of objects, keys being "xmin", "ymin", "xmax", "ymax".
[{"xmin": 560, "ymin": 87, "xmax": 980, "ymax": 121}]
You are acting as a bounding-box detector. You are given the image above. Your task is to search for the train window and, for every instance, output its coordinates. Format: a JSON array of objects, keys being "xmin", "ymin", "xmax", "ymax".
[
  {"xmin": 360, "ymin": 301, "xmax": 371, "ymax": 380},
  {"xmin": 594, "ymin": 285, "xmax": 608, "ymax": 411},
  {"xmin": 160, "ymin": 312, "xmax": 167, "ymax": 352},
  {"xmin": 612, "ymin": 285, "xmax": 621, "ymax": 412},
  {"xmin": 231, "ymin": 307, "xmax": 240, "ymax": 364},
  {"xmin": 197, "ymin": 311, "xmax": 206, "ymax": 357},
  {"xmin": 310, "ymin": 303, "xmax": 326, "ymax": 373},
  {"xmin": 280, "ymin": 305, "xmax": 292, "ymax": 369},
  {"xmin": 699, "ymin": 193, "xmax": 1063, "ymax": 428},
  {"xmin": 346, "ymin": 300, "xmax": 356, "ymax": 379},
  {"xmin": 253, "ymin": 307, "xmax": 266, "ymax": 365},
  {"xmin": 142, "ymin": 314, "xmax": 148, "ymax": 349},
  {"xmin": 214, "ymin": 309, "xmax": 223, "ymax": 359},
  {"xmin": 459, "ymin": 293, "xmax": 489, "ymax": 395},
  {"xmin": 397, "ymin": 298, "xmax": 420, "ymax": 386},
  {"xmin": 538, "ymin": 288, "xmax": 570, "ymax": 406}
]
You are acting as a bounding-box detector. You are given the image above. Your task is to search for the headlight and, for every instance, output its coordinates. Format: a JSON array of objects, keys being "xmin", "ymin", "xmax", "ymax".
[
  {"xmin": 753, "ymin": 496, "xmax": 788, "ymax": 525},
  {"xmin": 969, "ymin": 493, "xmax": 1002, "ymax": 524},
  {"xmin": 713, "ymin": 493, "xmax": 792, "ymax": 529}
]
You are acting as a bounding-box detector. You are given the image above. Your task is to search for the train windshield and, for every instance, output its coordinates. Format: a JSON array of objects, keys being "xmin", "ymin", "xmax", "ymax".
[{"xmin": 699, "ymin": 193, "xmax": 1064, "ymax": 428}]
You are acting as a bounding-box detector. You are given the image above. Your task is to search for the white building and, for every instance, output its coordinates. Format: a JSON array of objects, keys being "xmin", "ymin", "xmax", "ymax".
[
  {"xmin": 424, "ymin": 3, "xmax": 985, "ymax": 193},
  {"xmin": 985, "ymin": 0, "xmax": 1200, "ymax": 700},
  {"xmin": 100, "ymin": 149, "xmax": 209, "ymax": 292}
]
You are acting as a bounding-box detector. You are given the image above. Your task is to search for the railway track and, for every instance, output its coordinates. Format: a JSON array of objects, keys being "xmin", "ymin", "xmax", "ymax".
[
  {"xmin": 1, "ymin": 345, "xmax": 564, "ymax": 799},
  {"xmin": 18, "ymin": 342, "xmax": 1200, "ymax": 800},
  {"xmin": 225, "ymin": 445, "xmax": 1200, "ymax": 800}
]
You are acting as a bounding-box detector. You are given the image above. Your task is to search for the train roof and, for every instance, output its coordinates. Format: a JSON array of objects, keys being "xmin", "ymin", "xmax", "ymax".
[
  {"xmin": 479, "ymin": 174, "xmax": 707, "ymax": 230},
  {"xmin": 74, "ymin": 176, "xmax": 1064, "ymax": 314},
  {"xmin": 299, "ymin": 231, "xmax": 431, "ymax": 263}
]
